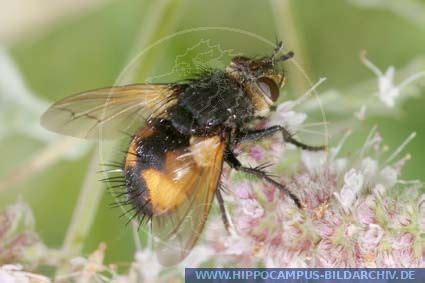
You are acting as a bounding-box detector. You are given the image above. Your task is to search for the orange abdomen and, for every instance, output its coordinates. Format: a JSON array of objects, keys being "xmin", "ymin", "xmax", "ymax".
[{"xmin": 124, "ymin": 119, "xmax": 222, "ymax": 217}]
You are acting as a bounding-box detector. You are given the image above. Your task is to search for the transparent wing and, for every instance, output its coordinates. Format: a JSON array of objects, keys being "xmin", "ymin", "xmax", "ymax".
[
  {"xmin": 41, "ymin": 84, "xmax": 178, "ymax": 139},
  {"xmin": 151, "ymin": 136, "xmax": 225, "ymax": 266}
]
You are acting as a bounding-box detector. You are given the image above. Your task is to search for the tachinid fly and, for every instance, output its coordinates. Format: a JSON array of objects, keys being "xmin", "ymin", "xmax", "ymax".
[{"xmin": 41, "ymin": 41, "xmax": 325, "ymax": 265}]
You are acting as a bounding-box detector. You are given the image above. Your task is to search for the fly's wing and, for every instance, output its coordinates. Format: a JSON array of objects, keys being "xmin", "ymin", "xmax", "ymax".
[
  {"xmin": 41, "ymin": 84, "xmax": 179, "ymax": 139},
  {"xmin": 150, "ymin": 136, "xmax": 225, "ymax": 266}
]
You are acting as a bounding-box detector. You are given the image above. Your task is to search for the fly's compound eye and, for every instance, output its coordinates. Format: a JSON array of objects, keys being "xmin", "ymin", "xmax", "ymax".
[{"xmin": 257, "ymin": 77, "xmax": 279, "ymax": 102}]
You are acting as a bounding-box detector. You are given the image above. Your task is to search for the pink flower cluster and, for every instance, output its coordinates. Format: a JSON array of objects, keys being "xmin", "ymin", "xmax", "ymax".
[
  {"xmin": 0, "ymin": 201, "xmax": 46, "ymax": 269},
  {"xmin": 205, "ymin": 128, "xmax": 424, "ymax": 268}
]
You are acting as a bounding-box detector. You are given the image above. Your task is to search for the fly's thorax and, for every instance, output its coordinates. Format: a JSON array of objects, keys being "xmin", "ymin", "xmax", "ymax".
[{"xmin": 169, "ymin": 71, "xmax": 254, "ymax": 135}]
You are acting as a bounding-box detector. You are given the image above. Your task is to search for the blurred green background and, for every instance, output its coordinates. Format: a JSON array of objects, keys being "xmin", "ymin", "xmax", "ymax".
[{"xmin": 1, "ymin": 0, "xmax": 425, "ymax": 265}]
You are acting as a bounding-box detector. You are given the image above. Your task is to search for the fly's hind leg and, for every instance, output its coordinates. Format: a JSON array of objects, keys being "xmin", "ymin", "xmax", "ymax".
[
  {"xmin": 216, "ymin": 187, "xmax": 231, "ymax": 232},
  {"xmin": 224, "ymin": 150, "xmax": 302, "ymax": 208},
  {"xmin": 234, "ymin": 125, "xmax": 325, "ymax": 151}
]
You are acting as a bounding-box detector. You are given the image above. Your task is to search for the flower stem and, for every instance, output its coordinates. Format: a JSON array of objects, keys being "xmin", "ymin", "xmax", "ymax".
[
  {"xmin": 55, "ymin": 151, "xmax": 103, "ymax": 278},
  {"xmin": 120, "ymin": 0, "xmax": 185, "ymax": 84},
  {"xmin": 0, "ymin": 137, "xmax": 83, "ymax": 192}
]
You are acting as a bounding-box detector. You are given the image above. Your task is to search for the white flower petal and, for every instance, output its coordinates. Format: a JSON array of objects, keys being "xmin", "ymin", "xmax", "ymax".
[
  {"xmin": 337, "ymin": 169, "xmax": 364, "ymax": 208},
  {"xmin": 301, "ymin": 150, "xmax": 327, "ymax": 174},
  {"xmin": 332, "ymin": 158, "xmax": 348, "ymax": 174},
  {"xmin": 269, "ymin": 100, "xmax": 307, "ymax": 130},
  {"xmin": 379, "ymin": 166, "xmax": 398, "ymax": 188},
  {"xmin": 361, "ymin": 157, "xmax": 378, "ymax": 181},
  {"xmin": 377, "ymin": 66, "xmax": 400, "ymax": 107},
  {"xmin": 241, "ymin": 199, "xmax": 264, "ymax": 218}
]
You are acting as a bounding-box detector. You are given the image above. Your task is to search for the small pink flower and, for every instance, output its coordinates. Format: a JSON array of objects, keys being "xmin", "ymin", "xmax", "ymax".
[
  {"xmin": 316, "ymin": 222, "xmax": 335, "ymax": 238},
  {"xmin": 224, "ymin": 235, "xmax": 253, "ymax": 256},
  {"xmin": 234, "ymin": 215, "xmax": 258, "ymax": 235},
  {"xmin": 419, "ymin": 196, "xmax": 425, "ymax": 231},
  {"xmin": 355, "ymin": 196, "xmax": 376, "ymax": 224},
  {"xmin": 233, "ymin": 182, "xmax": 253, "ymax": 199},
  {"xmin": 393, "ymin": 233, "xmax": 414, "ymax": 249},
  {"xmin": 241, "ymin": 199, "xmax": 264, "ymax": 218},
  {"xmin": 249, "ymin": 145, "xmax": 264, "ymax": 162},
  {"xmin": 0, "ymin": 265, "xmax": 50, "ymax": 283},
  {"xmin": 262, "ymin": 184, "xmax": 276, "ymax": 202},
  {"xmin": 0, "ymin": 201, "xmax": 46, "ymax": 269},
  {"xmin": 360, "ymin": 224, "xmax": 384, "ymax": 248}
]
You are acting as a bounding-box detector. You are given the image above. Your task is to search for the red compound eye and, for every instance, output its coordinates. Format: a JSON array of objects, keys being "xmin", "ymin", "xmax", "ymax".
[{"xmin": 257, "ymin": 77, "xmax": 279, "ymax": 102}]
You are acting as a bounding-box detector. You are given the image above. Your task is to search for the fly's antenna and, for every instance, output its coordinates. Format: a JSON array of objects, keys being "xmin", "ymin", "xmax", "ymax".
[
  {"xmin": 276, "ymin": 50, "xmax": 295, "ymax": 62},
  {"xmin": 269, "ymin": 41, "xmax": 294, "ymax": 64},
  {"xmin": 268, "ymin": 40, "xmax": 283, "ymax": 64},
  {"xmin": 273, "ymin": 41, "xmax": 284, "ymax": 56}
]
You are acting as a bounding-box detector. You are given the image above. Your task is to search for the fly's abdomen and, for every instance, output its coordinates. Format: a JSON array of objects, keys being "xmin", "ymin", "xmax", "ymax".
[{"xmin": 124, "ymin": 119, "xmax": 203, "ymax": 217}]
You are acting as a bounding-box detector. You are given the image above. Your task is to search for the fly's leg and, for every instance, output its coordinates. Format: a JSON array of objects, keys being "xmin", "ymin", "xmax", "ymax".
[
  {"xmin": 224, "ymin": 150, "xmax": 302, "ymax": 208},
  {"xmin": 216, "ymin": 187, "xmax": 231, "ymax": 232},
  {"xmin": 234, "ymin": 125, "xmax": 325, "ymax": 151}
]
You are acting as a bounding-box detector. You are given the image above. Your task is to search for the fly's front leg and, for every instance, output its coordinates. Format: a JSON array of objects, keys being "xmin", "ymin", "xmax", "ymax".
[
  {"xmin": 234, "ymin": 125, "xmax": 325, "ymax": 151},
  {"xmin": 224, "ymin": 150, "xmax": 302, "ymax": 208}
]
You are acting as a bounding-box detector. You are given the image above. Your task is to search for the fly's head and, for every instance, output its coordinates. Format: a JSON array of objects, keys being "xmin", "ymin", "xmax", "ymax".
[{"xmin": 226, "ymin": 41, "xmax": 294, "ymax": 117}]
